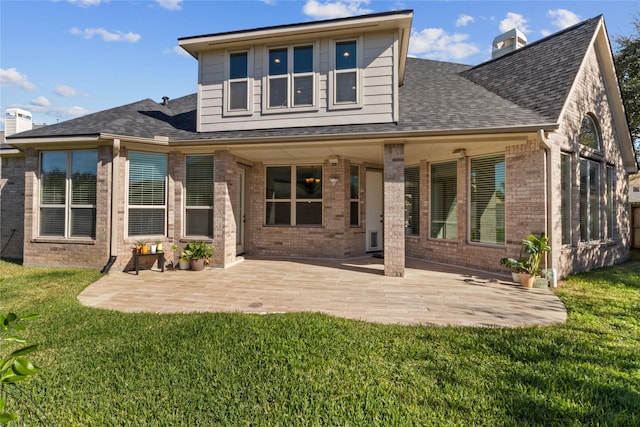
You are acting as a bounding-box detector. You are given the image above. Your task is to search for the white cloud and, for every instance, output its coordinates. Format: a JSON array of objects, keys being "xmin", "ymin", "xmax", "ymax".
[
  {"xmin": 31, "ymin": 96, "xmax": 51, "ymax": 107},
  {"xmin": 260, "ymin": 0, "xmax": 277, "ymax": 5},
  {"xmin": 0, "ymin": 68, "xmax": 36, "ymax": 91},
  {"xmin": 156, "ymin": 0, "xmax": 182, "ymax": 11},
  {"xmin": 409, "ymin": 28, "xmax": 480, "ymax": 61},
  {"xmin": 302, "ymin": 0, "xmax": 373, "ymax": 20},
  {"xmin": 64, "ymin": 0, "xmax": 104, "ymax": 7},
  {"xmin": 163, "ymin": 46, "xmax": 191, "ymax": 57},
  {"xmin": 456, "ymin": 14, "xmax": 475, "ymax": 27},
  {"xmin": 20, "ymin": 101, "xmax": 90, "ymax": 119},
  {"xmin": 547, "ymin": 9, "xmax": 581, "ymax": 30},
  {"xmin": 70, "ymin": 27, "xmax": 141, "ymax": 43},
  {"xmin": 499, "ymin": 12, "xmax": 530, "ymax": 33},
  {"xmin": 54, "ymin": 84, "xmax": 88, "ymax": 97}
]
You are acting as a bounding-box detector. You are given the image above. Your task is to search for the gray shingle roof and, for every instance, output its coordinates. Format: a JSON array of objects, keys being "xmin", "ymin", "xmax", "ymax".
[
  {"xmin": 9, "ymin": 16, "xmax": 602, "ymax": 143},
  {"xmin": 461, "ymin": 16, "xmax": 601, "ymax": 121}
]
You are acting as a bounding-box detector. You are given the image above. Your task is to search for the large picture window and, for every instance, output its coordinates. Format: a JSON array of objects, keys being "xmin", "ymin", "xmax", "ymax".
[
  {"xmin": 185, "ymin": 155, "xmax": 214, "ymax": 237},
  {"xmin": 579, "ymin": 159, "xmax": 600, "ymax": 242},
  {"xmin": 404, "ymin": 166, "xmax": 420, "ymax": 236},
  {"xmin": 39, "ymin": 150, "xmax": 97, "ymax": 238},
  {"xmin": 265, "ymin": 165, "xmax": 322, "ymax": 226},
  {"xmin": 470, "ymin": 155, "xmax": 505, "ymax": 245},
  {"xmin": 267, "ymin": 45, "xmax": 315, "ymax": 110},
  {"xmin": 561, "ymin": 154, "xmax": 572, "ymax": 245},
  {"xmin": 128, "ymin": 151, "xmax": 167, "ymax": 237},
  {"xmin": 431, "ymin": 161, "xmax": 457, "ymax": 240}
]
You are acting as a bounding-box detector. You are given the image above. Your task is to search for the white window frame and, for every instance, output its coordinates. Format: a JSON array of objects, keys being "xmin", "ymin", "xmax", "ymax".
[
  {"xmin": 126, "ymin": 151, "xmax": 167, "ymax": 238},
  {"xmin": 265, "ymin": 164, "xmax": 323, "ymax": 227},
  {"xmin": 329, "ymin": 36, "xmax": 363, "ymax": 110},
  {"xmin": 262, "ymin": 43, "xmax": 318, "ymax": 113},
  {"xmin": 184, "ymin": 155, "xmax": 214, "ymax": 238},
  {"xmin": 38, "ymin": 150, "xmax": 97, "ymax": 240},
  {"xmin": 224, "ymin": 49, "xmax": 253, "ymax": 116}
]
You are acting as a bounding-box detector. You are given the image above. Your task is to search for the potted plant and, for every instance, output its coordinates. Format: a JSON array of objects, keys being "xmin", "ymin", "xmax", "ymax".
[
  {"xmin": 170, "ymin": 244, "xmax": 190, "ymax": 270},
  {"xmin": 183, "ymin": 241, "xmax": 214, "ymax": 271},
  {"xmin": 519, "ymin": 233, "xmax": 551, "ymax": 288},
  {"xmin": 500, "ymin": 257, "xmax": 524, "ymax": 283}
]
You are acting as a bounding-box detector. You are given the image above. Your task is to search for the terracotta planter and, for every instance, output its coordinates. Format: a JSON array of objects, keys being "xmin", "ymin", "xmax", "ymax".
[
  {"xmin": 190, "ymin": 258, "xmax": 206, "ymax": 271},
  {"xmin": 519, "ymin": 273, "xmax": 535, "ymax": 288}
]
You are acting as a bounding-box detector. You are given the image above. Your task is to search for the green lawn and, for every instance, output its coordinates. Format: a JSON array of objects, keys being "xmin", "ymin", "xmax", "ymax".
[{"xmin": 1, "ymin": 252, "xmax": 639, "ymax": 426}]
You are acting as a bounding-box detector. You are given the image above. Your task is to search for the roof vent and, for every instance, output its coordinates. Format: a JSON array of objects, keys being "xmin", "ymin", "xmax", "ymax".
[
  {"xmin": 492, "ymin": 28, "xmax": 527, "ymax": 59},
  {"xmin": 161, "ymin": 96, "xmax": 170, "ymax": 106},
  {"xmin": 4, "ymin": 108, "xmax": 33, "ymax": 138}
]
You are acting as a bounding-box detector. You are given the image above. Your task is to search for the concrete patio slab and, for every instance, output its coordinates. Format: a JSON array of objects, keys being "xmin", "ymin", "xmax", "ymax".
[{"xmin": 78, "ymin": 257, "xmax": 567, "ymax": 327}]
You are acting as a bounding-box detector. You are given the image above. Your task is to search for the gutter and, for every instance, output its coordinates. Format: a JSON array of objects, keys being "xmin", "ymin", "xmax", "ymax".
[{"xmin": 537, "ymin": 129, "xmax": 555, "ymax": 284}]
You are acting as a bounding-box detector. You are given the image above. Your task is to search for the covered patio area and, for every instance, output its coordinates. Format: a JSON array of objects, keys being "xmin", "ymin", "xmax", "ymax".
[{"xmin": 78, "ymin": 257, "xmax": 567, "ymax": 327}]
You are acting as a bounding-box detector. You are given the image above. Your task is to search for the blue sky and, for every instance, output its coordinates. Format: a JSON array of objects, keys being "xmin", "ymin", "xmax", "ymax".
[{"xmin": 1, "ymin": 0, "xmax": 638, "ymax": 129}]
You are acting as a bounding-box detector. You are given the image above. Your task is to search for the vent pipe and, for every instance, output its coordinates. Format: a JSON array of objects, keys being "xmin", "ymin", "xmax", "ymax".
[{"xmin": 161, "ymin": 96, "xmax": 170, "ymax": 106}]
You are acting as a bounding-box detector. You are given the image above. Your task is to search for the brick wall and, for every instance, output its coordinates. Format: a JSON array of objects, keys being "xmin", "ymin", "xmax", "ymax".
[{"xmin": 0, "ymin": 156, "xmax": 25, "ymax": 259}]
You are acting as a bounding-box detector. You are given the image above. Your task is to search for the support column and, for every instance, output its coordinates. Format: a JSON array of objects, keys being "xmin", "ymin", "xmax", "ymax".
[{"xmin": 383, "ymin": 143, "xmax": 405, "ymax": 277}]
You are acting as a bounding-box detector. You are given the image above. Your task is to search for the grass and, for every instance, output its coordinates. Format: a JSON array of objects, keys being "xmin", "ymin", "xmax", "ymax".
[{"xmin": 1, "ymin": 252, "xmax": 639, "ymax": 426}]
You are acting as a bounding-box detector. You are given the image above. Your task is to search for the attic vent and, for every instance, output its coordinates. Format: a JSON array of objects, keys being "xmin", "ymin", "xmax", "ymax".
[{"xmin": 492, "ymin": 28, "xmax": 527, "ymax": 59}]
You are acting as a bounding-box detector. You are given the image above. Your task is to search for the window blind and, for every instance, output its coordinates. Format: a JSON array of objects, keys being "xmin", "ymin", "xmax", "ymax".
[
  {"xmin": 470, "ymin": 155, "xmax": 505, "ymax": 245},
  {"xmin": 186, "ymin": 156, "xmax": 213, "ymax": 206},
  {"xmin": 404, "ymin": 166, "xmax": 420, "ymax": 236},
  {"xmin": 430, "ymin": 161, "xmax": 457, "ymax": 239}
]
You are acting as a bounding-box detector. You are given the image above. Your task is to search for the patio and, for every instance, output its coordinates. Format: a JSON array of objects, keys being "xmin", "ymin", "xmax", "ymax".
[{"xmin": 78, "ymin": 256, "xmax": 567, "ymax": 327}]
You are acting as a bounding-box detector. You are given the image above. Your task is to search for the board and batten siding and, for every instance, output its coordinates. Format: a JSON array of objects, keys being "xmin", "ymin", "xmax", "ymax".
[{"xmin": 197, "ymin": 30, "xmax": 399, "ymax": 132}]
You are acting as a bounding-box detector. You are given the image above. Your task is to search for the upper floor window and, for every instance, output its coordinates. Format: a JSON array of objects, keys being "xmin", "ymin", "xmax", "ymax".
[
  {"xmin": 39, "ymin": 150, "xmax": 97, "ymax": 239},
  {"xmin": 579, "ymin": 114, "xmax": 601, "ymax": 150},
  {"xmin": 228, "ymin": 51, "xmax": 250, "ymax": 112},
  {"xmin": 267, "ymin": 45, "xmax": 315, "ymax": 110},
  {"xmin": 334, "ymin": 40, "xmax": 358, "ymax": 105}
]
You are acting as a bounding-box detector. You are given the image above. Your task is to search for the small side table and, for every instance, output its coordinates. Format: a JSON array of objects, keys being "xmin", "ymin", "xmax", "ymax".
[{"xmin": 134, "ymin": 252, "xmax": 165, "ymax": 275}]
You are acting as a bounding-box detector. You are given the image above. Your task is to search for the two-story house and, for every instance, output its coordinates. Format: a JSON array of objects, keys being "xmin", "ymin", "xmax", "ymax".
[{"xmin": 1, "ymin": 10, "xmax": 637, "ymax": 278}]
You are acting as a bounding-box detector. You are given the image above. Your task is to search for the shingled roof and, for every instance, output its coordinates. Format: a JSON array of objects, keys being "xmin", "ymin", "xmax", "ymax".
[
  {"xmin": 461, "ymin": 16, "xmax": 602, "ymax": 121},
  {"xmin": 9, "ymin": 15, "xmax": 603, "ymax": 143}
]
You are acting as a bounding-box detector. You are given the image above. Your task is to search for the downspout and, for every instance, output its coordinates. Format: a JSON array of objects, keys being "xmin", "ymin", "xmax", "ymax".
[
  {"xmin": 537, "ymin": 129, "xmax": 556, "ymax": 286},
  {"xmin": 101, "ymin": 139, "xmax": 120, "ymax": 274}
]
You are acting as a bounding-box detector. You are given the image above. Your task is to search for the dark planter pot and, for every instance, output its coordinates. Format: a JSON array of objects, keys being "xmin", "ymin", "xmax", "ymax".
[{"xmin": 190, "ymin": 258, "xmax": 206, "ymax": 271}]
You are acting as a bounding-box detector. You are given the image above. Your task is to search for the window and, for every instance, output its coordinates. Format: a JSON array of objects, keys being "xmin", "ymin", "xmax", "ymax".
[
  {"xmin": 579, "ymin": 114, "xmax": 601, "ymax": 150},
  {"xmin": 561, "ymin": 154, "xmax": 572, "ymax": 245},
  {"xmin": 334, "ymin": 40, "xmax": 358, "ymax": 104},
  {"xmin": 470, "ymin": 155, "xmax": 505, "ymax": 245},
  {"xmin": 185, "ymin": 155, "xmax": 214, "ymax": 237},
  {"xmin": 228, "ymin": 51, "xmax": 249, "ymax": 111},
  {"xmin": 404, "ymin": 166, "xmax": 420, "ymax": 235},
  {"xmin": 267, "ymin": 45, "xmax": 314, "ymax": 110},
  {"xmin": 431, "ymin": 161, "xmax": 457, "ymax": 240},
  {"xmin": 350, "ymin": 165, "xmax": 360, "ymax": 226},
  {"xmin": 265, "ymin": 165, "xmax": 322, "ymax": 226},
  {"xmin": 128, "ymin": 152, "xmax": 167, "ymax": 237},
  {"xmin": 39, "ymin": 150, "xmax": 97, "ymax": 238},
  {"xmin": 579, "ymin": 159, "xmax": 600, "ymax": 242},
  {"xmin": 606, "ymin": 166, "xmax": 614, "ymax": 239}
]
